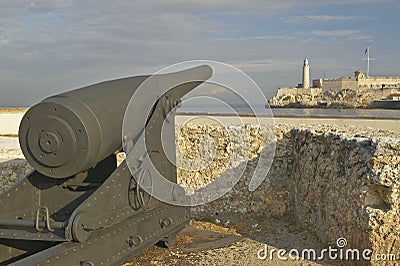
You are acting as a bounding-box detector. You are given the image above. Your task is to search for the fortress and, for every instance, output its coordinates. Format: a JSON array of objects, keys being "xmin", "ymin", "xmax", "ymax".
[
  {"xmin": 269, "ymin": 58, "xmax": 400, "ymax": 108},
  {"xmin": 313, "ymin": 70, "xmax": 400, "ymax": 91}
]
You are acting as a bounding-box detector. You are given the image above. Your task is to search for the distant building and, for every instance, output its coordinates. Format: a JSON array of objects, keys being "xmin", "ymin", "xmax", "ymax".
[
  {"xmin": 270, "ymin": 58, "xmax": 400, "ymax": 108},
  {"xmin": 388, "ymin": 93, "xmax": 400, "ymax": 101},
  {"xmin": 273, "ymin": 58, "xmax": 320, "ymax": 100},
  {"xmin": 302, "ymin": 58, "xmax": 310, "ymax": 89},
  {"xmin": 313, "ymin": 69, "xmax": 400, "ymax": 91}
]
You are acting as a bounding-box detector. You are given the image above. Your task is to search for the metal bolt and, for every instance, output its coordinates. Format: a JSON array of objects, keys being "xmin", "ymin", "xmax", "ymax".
[
  {"xmin": 159, "ymin": 218, "xmax": 173, "ymax": 228},
  {"xmin": 126, "ymin": 235, "xmax": 142, "ymax": 247}
]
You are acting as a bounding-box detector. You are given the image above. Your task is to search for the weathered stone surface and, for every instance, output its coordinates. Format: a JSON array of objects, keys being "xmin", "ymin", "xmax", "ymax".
[
  {"xmin": 177, "ymin": 123, "xmax": 400, "ymax": 265},
  {"xmin": 0, "ymin": 159, "xmax": 33, "ymax": 193}
]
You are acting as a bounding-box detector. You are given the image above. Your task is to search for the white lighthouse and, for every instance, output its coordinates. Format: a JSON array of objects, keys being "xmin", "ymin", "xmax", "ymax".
[{"xmin": 302, "ymin": 58, "xmax": 310, "ymax": 89}]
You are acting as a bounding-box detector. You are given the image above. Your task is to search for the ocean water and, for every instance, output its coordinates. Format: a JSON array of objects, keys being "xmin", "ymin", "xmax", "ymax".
[{"xmin": 178, "ymin": 106, "xmax": 400, "ymax": 119}]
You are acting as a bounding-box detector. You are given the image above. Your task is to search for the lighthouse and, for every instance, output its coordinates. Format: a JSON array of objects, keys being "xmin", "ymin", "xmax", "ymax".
[{"xmin": 302, "ymin": 58, "xmax": 310, "ymax": 89}]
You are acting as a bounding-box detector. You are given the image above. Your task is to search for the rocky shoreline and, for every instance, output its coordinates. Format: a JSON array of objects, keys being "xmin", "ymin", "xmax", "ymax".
[{"xmin": 268, "ymin": 87, "xmax": 400, "ymax": 109}]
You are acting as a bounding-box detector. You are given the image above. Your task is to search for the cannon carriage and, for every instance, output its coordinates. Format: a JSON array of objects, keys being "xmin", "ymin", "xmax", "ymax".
[{"xmin": 0, "ymin": 65, "xmax": 212, "ymax": 265}]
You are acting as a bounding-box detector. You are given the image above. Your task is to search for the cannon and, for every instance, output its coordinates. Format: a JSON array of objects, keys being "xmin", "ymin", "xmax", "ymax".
[{"xmin": 0, "ymin": 65, "xmax": 212, "ymax": 265}]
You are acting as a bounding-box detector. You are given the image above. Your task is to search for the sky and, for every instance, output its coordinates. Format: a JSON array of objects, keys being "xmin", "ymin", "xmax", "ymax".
[{"xmin": 0, "ymin": 0, "xmax": 399, "ymax": 106}]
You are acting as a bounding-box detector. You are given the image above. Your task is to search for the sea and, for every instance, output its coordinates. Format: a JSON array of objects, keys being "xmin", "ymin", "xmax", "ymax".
[{"xmin": 177, "ymin": 106, "xmax": 400, "ymax": 119}]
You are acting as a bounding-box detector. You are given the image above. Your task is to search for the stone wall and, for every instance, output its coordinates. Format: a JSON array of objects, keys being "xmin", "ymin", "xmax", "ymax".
[
  {"xmin": 177, "ymin": 123, "xmax": 400, "ymax": 265},
  {"xmin": 275, "ymin": 87, "xmax": 322, "ymax": 98},
  {"xmin": 289, "ymin": 127, "xmax": 399, "ymax": 257},
  {"xmin": 318, "ymin": 78, "xmax": 358, "ymax": 91},
  {"xmin": 358, "ymin": 77, "xmax": 400, "ymax": 89},
  {"xmin": 0, "ymin": 159, "xmax": 33, "ymax": 194}
]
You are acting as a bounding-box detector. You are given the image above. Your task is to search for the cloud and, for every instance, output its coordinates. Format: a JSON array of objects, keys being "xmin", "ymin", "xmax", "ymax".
[
  {"xmin": 0, "ymin": 0, "xmax": 396, "ymax": 106},
  {"xmin": 299, "ymin": 30, "xmax": 374, "ymax": 41},
  {"xmin": 212, "ymin": 35, "xmax": 296, "ymax": 41},
  {"xmin": 286, "ymin": 15, "xmax": 358, "ymax": 23}
]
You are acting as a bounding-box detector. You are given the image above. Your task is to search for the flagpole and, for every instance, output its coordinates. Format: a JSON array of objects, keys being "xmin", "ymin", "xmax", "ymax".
[
  {"xmin": 366, "ymin": 47, "xmax": 370, "ymax": 77},
  {"xmin": 363, "ymin": 47, "xmax": 374, "ymax": 78}
]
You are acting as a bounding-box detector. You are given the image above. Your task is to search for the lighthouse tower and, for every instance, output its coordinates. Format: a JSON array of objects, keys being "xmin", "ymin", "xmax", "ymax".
[{"xmin": 302, "ymin": 58, "xmax": 310, "ymax": 89}]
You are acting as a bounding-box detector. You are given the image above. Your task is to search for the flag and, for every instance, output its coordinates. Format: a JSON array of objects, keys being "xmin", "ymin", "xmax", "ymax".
[{"xmin": 365, "ymin": 48, "xmax": 368, "ymax": 54}]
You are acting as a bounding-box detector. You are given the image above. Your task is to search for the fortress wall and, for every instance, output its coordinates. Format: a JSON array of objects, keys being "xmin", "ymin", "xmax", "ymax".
[
  {"xmin": 342, "ymin": 79, "xmax": 359, "ymax": 90},
  {"xmin": 177, "ymin": 123, "xmax": 399, "ymax": 265},
  {"xmin": 320, "ymin": 79, "xmax": 358, "ymax": 91},
  {"xmin": 275, "ymin": 87, "xmax": 317, "ymax": 98},
  {"xmin": 275, "ymin": 87, "xmax": 297, "ymax": 97},
  {"xmin": 358, "ymin": 77, "xmax": 400, "ymax": 89},
  {"xmin": 314, "ymin": 77, "xmax": 400, "ymax": 91},
  {"xmin": 320, "ymin": 79, "xmax": 343, "ymax": 90},
  {"xmin": 310, "ymin": 87, "xmax": 322, "ymax": 97},
  {"xmin": 296, "ymin": 88, "xmax": 313, "ymax": 95}
]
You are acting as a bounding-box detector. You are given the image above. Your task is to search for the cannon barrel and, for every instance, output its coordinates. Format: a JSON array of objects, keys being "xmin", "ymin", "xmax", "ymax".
[{"xmin": 19, "ymin": 65, "xmax": 212, "ymax": 178}]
